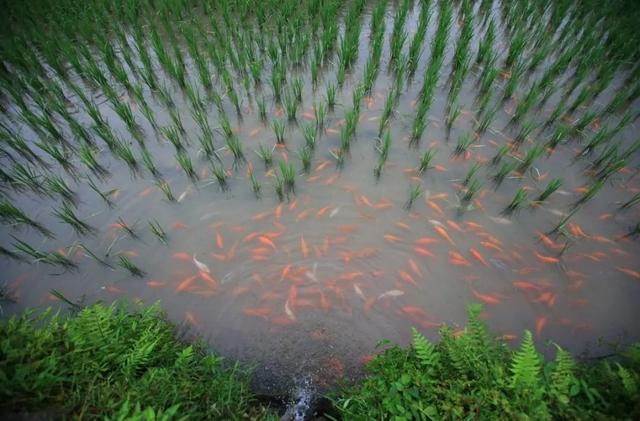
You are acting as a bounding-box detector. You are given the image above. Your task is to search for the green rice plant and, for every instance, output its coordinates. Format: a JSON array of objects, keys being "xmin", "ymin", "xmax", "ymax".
[
  {"xmin": 493, "ymin": 160, "xmax": 517, "ymax": 187},
  {"xmin": 506, "ymin": 28, "xmax": 527, "ymax": 68},
  {"xmin": 302, "ymin": 124, "xmax": 317, "ymax": 150},
  {"xmin": 211, "ymin": 165, "xmax": 229, "ymax": 191},
  {"xmin": 111, "ymin": 100, "xmax": 137, "ymax": 134},
  {"xmin": 272, "ymin": 120, "xmax": 286, "ymax": 144},
  {"xmin": 76, "ymin": 244, "xmax": 113, "ymax": 268},
  {"xmin": 454, "ymin": 132, "xmax": 475, "ymax": 156},
  {"xmin": 536, "ymin": 178, "xmax": 562, "ymax": 203},
  {"xmin": 298, "ymin": 146, "xmax": 312, "ymax": 174},
  {"xmin": 0, "ymin": 245, "xmax": 22, "ymax": 261},
  {"xmin": 314, "ymin": 102, "xmax": 326, "ymax": 129},
  {"xmin": 153, "ymin": 179, "xmax": 174, "ymax": 202},
  {"xmin": 410, "ymin": 114, "xmax": 427, "ymax": 145},
  {"xmin": 11, "ymin": 163, "xmax": 44, "ymax": 194},
  {"xmin": 278, "ymin": 160, "xmax": 296, "ymax": 194},
  {"xmin": 378, "ymin": 89, "xmax": 396, "ymax": 137},
  {"xmin": 149, "ymin": 220, "xmax": 168, "ymax": 244},
  {"xmin": 36, "ymin": 140, "xmax": 74, "ymax": 174},
  {"xmin": 407, "ymin": 0, "xmax": 430, "ymax": 76},
  {"xmin": 519, "ymin": 144, "xmax": 544, "ymax": 172},
  {"xmin": 113, "ymin": 140, "xmax": 138, "ymax": 173},
  {"xmin": 116, "ymin": 217, "xmax": 138, "ymax": 239},
  {"xmin": 446, "ymin": 103, "xmax": 461, "ymax": 132},
  {"xmin": 46, "ymin": 176, "xmax": 76, "ymax": 205},
  {"xmin": 503, "ymin": 62, "xmax": 526, "ymax": 100},
  {"xmin": 0, "ymin": 199, "xmax": 53, "ymax": 238},
  {"xmin": 404, "ymin": 184, "xmax": 424, "ymax": 210},
  {"xmin": 546, "ymin": 125, "xmax": 570, "ymax": 155},
  {"xmin": 503, "ymin": 188, "xmax": 528, "ymax": 215},
  {"xmin": 284, "ymin": 91, "xmax": 298, "ymax": 121},
  {"xmin": 549, "ymin": 207, "xmax": 579, "ymax": 235},
  {"xmin": 477, "ymin": 106, "xmax": 499, "ymax": 133},
  {"xmin": 219, "ymin": 115, "xmax": 233, "ymax": 140},
  {"xmin": 117, "ymin": 255, "xmax": 145, "ymax": 278},
  {"xmin": 140, "ymin": 147, "xmax": 160, "ymax": 178},
  {"xmin": 257, "ymin": 96, "xmax": 267, "ymax": 121},
  {"xmin": 226, "ymin": 134, "xmax": 245, "ymax": 165},
  {"xmin": 176, "ymin": 150, "xmax": 198, "ymax": 180},
  {"xmin": 374, "ymin": 131, "xmax": 392, "ymax": 179},
  {"xmin": 461, "ymin": 177, "xmax": 482, "ymax": 203},
  {"xmin": 274, "ymin": 174, "xmax": 285, "ymax": 202},
  {"xmin": 12, "ymin": 237, "xmax": 77, "ymax": 270},
  {"xmin": 292, "ymin": 78, "xmax": 303, "ymax": 102},
  {"xmin": 477, "ymin": 20, "xmax": 496, "ymax": 64},
  {"xmin": 417, "ymin": 149, "xmax": 436, "ymax": 175},
  {"xmin": 255, "ymin": 143, "xmax": 274, "ymax": 168},
  {"xmin": 169, "ymin": 107, "xmax": 185, "ymax": 134},
  {"xmin": 79, "ymin": 144, "xmax": 108, "ymax": 177},
  {"xmin": 463, "ymin": 162, "xmax": 480, "ymax": 187},
  {"xmin": 88, "ymin": 178, "xmax": 116, "ymax": 207},
  {"xmin": 573, "ymin": 179, "xmax": 605, "ymax": 209},
  {"xmin": 53, "ymin": 203, "xmax": 95, "ymax": 236},
  {"xmin": 326, "ymin": 83, "xmax": 337, "ymax": 110},
  {"xmin": 619, "ymin": 192, "xmax": 640, "ymax": 210},
  {"xmin": 249, "ymin": 168, "xmax": 261, "ymax": 198}
]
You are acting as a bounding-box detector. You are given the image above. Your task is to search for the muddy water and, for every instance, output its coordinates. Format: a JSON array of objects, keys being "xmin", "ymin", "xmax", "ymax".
[{"xmin": 2, "ymin": 1, "xmax": 640, "ymax": 398}]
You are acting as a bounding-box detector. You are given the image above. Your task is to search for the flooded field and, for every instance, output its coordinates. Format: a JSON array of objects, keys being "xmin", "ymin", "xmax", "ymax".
[{"xmin": 1, "ymin": 0, "xmax": 640, "ymax": 397}]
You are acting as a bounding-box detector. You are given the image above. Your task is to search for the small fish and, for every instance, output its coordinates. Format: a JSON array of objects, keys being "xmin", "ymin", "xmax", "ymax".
[
  {"xmin": 383, "ymin": 234, "xmax": 402, "ymax": 243},
  {"xmin": 215, "ymin": 231, "xmax": 224, "ymax": 249},
  {"xmin": 427, "ymin": 200, "xmax": 444, "ymax": 215},
  {"xmin": 398, "ymin": 270, "xmax": 419, "ymax": 287},
  {"xmin": 176, "ymin": 275, "xmax": 197, "ymax": 292},
  {"xmin": 146, "ymin": 280, "xmax": 165, "ymax": 288},
  {"xmin": 512, "ymin": 281, "xmax": 542, "ymax": 291},
  {"xmin": 480, "ymin": 241, "xmax": 503, "ymax": 253},
  {"xmin": 535, "ymin": 316, "xmax": 548, "ymax": 336},
  {"xmin": 408, "ymin": 258, "xmax": 422, "ymax": 277},
  {"xmin": 434, "ymin": 225, "xmax": 455, "ymax": 245},
  {"xmin": 616, "ymin": 267, "xmax": 640, "ymax": 279},
  {"xmin": 377, "ymin": 289, "xmax": 405, "ymax": 300},
  {"xmin": 300, "ymin": 234, "xmax": 309, "ymax": 258},
  {"xmin": 243, "ymin": 307, "xmax": 272, "ymax": 319},
  {"xmin": 192, "ymin": 254, "xmax": 210, "ymax": 273},
  {"xmin": 258, "ymin": 236, "xmax": 277, "ymax": 249},
  {"xmin": 471, "ymin": 288, "xmax": 501, "ymax": 305},
  {"xmin": 200, "ymin": 271, "xmax": 219, "ymax": 289},
  {"xmin": 534, "ymin": 251, "xmax": 559, "ymax": 264},
  {"xmin": 177, "ymin": 189, "xmax": 189, "ymax": 203},
  {"xmin": 416, "ymin": 236, "xmax": 439, "ymax": 245},
  {"xmin": 172, "ymin": 222, "xmax": 190, "ymax": 230},
  {"xmin": 172, "ymin": 252, "xmax": 192, "ymax": 262},
  {"xmin": 469, "ymin": 248, "xmax": 489, "ymax": 267},
  {"xmin": 353, "ymin": 284, "xmax": 366, "ymax": 301},
  {"xmin": 414, "ymin": 247, "xmax": 435, "ymax": 258},
  {"xmin": 329, "ymin": 206, "xmax": 341, "ymax": 218}
]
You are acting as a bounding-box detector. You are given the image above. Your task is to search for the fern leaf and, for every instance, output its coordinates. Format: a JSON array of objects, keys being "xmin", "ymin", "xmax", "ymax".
[
  {"xmin": 412, "ymin": 327, "xmax": 439, "ymax": 368},
  {"xmin": 616, "ymin": 363, "xmax": 638, "ymax": 397},
  {"xmin": 550, "ymin": 344, "xmax": 575, "ymax": 404},
  {"xmin": 510, "ymin": 330, "xmax": 541, "ymax": 390}
]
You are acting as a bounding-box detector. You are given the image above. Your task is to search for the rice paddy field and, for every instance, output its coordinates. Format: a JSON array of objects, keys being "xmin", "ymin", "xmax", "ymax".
[{"xmin": 1, "ymin": 0, "xmax": 640, "ymax": 401}]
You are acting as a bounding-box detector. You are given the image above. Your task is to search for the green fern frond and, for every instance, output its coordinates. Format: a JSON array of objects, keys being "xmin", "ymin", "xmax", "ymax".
[
  {"xmin": 550, "ymin": 344, "xmax": 575, "ymax": 404},
  {"xmin": 467, "ymin": 303, "xmax": 492, "ymax": 350},
  {"xmin": 412, "ymin": 327, "xmax": 439, "ymax": 369},
  {"xmin": 510, "ymin": 330, "xmax": 541, "ymax": 390},
  {"xmin": 616, "ymin": 363, "xmax": 638, "ymax": 397}
]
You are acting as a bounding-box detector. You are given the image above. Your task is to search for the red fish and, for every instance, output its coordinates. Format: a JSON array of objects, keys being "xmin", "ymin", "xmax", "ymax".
[
  {"xmin": 534, "ymin": 251, "xmax": 559, "ymax": 264},
  {"xmin": 215, "ymin": 231, "xmax": 224, "ymax": 249},
  {"xmin": 535, "ymin": 317, "xmax": 547, "ymax": 336},
  {"xmin": 398, "ymin": 270, "xmax": 419, "ymax": 288},
  {"xmin": 414, "ymin": 247, "xmax": 435, "ymax": 258},
  {"xmin": 258, "ymin": 236, "xmax": 276, "ymax": 249},
  {"xmin": 172, "ymin": 222, "xmax": 190, "ymax": 230},
  {"xmin": 172, "ymin": 252, "xmax": 192, "ymax": 262},
  {"xmin": 243, "ymin": 307, "xmax": 272, "ymax": 319},
  {"xmin": 300, "ymin": 234, "xmax": 309, "ymax": 258},
  {"xmin": 471, "ymin": 288, "xmax": 501, "ymax": 305},
  {"xmin": 415, "ymin": 237, "xmax": 439, "ymax": 245},
  {"xmin": 146, "ymin": 280, "xmax": 165, "ymax": 288},
  {"xmin": 383, "ymin": 234, "xmax": 401, "ymax": 243},
  {"xmin": 200, "ymin": 271, "xmax": 219, "ymax": 290},
  {"xmin": 408, "ymin": 258, "xmax": 422, "ymax": 277},
  {"xmin": 512, "ymin": 281, "xmax": 542, "ymax": 291},
  {"xmin": 449, "ymin": 251, "xmax": 470, "ymax": 267},
  {"xmin": 617, "ymin": 267, "xmax": 640, "ymax": 279},
  {"xmin": 176, "ymin": 275, "xmax": 197, "ymax": 292},
  {"xmin": 469, "ymin": 248, "xmax": 489, "ymax": 267},
  {"xmin": 434, "ymin": 225, "xmax": 455, "ymax": 245}
]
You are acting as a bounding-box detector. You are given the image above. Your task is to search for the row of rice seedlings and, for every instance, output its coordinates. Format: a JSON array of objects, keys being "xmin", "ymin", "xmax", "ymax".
[
  {"xmin": 374, "ymin": 131, "xmax": 392, "ymax": 179},
  {"xmin": 12, "ymin": 237, "xmax": 77, "ymax": 270},
  {"xmin": 46, "ymin": 175, "xmax": 76, "ymax": 205},
  {"xmin": 388, "ymin": 0, "xmax": 410, "ymax": 64},
  {"xmin": 407, "ymin": 0, "xmax": 431, "ymax": 77},
  {"xmin": 448, "ymin": 0, "xmax": 473, "ymax": 105},
  {"xmin": 0, "ymin": 199, "xmax": 54, "ymax": 238},
  {"xmin": 277, "ymin": 160, "xmax": 296, "ymax": 200}
]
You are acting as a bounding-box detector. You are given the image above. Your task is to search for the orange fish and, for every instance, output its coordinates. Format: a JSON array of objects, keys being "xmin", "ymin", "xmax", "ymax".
[
  {"xmin": 414, "ymin": 247, "xmax": 435, "ymax": 258},
  {"xmin": 300, "ymin": 234, "xmax": 309, "ymax": 258},
  {"xmin": 512, "ymin": 281, "xmax": 542, "ymax": 291},
  {"xmin": 416, "ymin": 237, "xmax": 439, "ymax": 245},
  {"xmin": 315, "ymin": 160, "xmax": 331, "ymax": 171},
  {"xmin": 396, "ymin": 222, "xmax": 411, "ymax": 230},
  {"xmin": 176, "ymin": 275, "xmax": 197, "ymax": 292},
  {"xmin": 185, "ymin": 311, "xmax": 199, "ymax": 325},
  {"xmin": 275, "ymin": 203, "xmax": 283, "ymax": 219},
  {"xmin": 258, "ymin": 236, "xmax": 276, "ymax": 249},
  {"xmin": 325, "ymin": 174, "xmax": 338, "ymax": 185},
  {"xmin": 384, "ymin": 234, "xmax": 401, "ymax": 243},
  {"xmin": 535, "ymin": 317, "xmax": 547, "ymax": 336},
  {"xmin": 243, "ymin": 307, "xmax": 272, "ymax": 319},
  {"xmin": 471, "ymin": 288, "xmax": 501, "ymax": 305},
  {"xmin": 252, "ymin": 211, "xmax": 271, "ymax": 221},
  {"xmin": 172, "ymin": 252, "xmax": 192, "ymax": 262},
  {"xmin": 469, "ymin": 248, "xmax": 489, "ymax": 267},
  {"xmin": 534, "ymin": 251, "xmax": 559, "ymax": 264},
  {"xmin": 172, "ymin": 222, "xmax": 190, "ymax": 230},
  {"xmin": 434, "ymin": 225, "xmax": 455, "ymax": 245},
  {"xmin": 408, "ymin": 258, "xmax": 422, "ymax": 277},
  {"xmin": 215, "ymin": 231, "xmax": 224, "ymax": 249},
  {"xmin": 146, "ymin": 280, "xmax": 165, "ymax": 288},
  {"xmin": 480, "ymin": 241, "xmax": 503, "ymax": 253},
  {"xmin": 446, "ymin": 220, "xmax": 465, "ymax": 233},
  {"xmin": 398, "ymin": 270, "xmax": 419, "ymax": 288},
  {"xmin": 617, "ymin": 267, "xmax": 640, "ymax": 279},
  {"xmin": 200, "ymin": 271, "xmax": 219, "ymax": 290},
  {"xmin": 426, "ymin": 200, "xmax": 444, "ymax": 215}
]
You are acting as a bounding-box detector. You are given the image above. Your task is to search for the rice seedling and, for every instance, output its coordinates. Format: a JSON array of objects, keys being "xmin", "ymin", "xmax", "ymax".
[
  {"xmin": 454, "ymin": 132, "xmax": 475, "ymax": 156},
  {"xmin": 176, "ymin": 150, "xmax": 198, "ymax": 181},
  {"xmin": 463, "ymin": 162, "xmax": 480, "ymax": 187},
  {"xmin": 404, "ymin": 184, "xmax": 424, "ymax": 210},
  {"xmin": 249, "ymin": 168, "xmax": 261, "ymax": 198},
  {"xmin": 493, "ymin": 160, "xmax": 517, "ymax": 187},
  {"xmin": 76, "ymin": 244, "xmax": 113, "ymax": 268},
  {"xmin": 326, "ymin": 83, "xmax": 337, "ymax": 110},
  {"xmin": 374, "ymin": 131, "xmax": 392, "ymax": 179},
  {"xmin": 0, "ymin": 199, "xmax": 54, "ymax": 238},
  {"xmin": 257, "ymin": 96, "xmax": 268, "ymax": 121},
  {"xmin": 573, "ymin": 179, "xmax": 606, "ymax": 209},
  {"xmin": 113, "ymin": 140, "xmax": 138, "ymax": 174},
  {"xmin": 0, "ymin": 245, "xmax": 22, "ymax": 261},
  {"xmin": 461, "ymin": 177, "xmax": 482, "ymax": 203},
  {"xmin": 273, "ymin": 120, "xmax": 286, "ymax": 144},
  {"xmin": 407, "ymin": 0, "xmax": 430, "ymax": 76},
  {"xmin": 503, "ymin": 188, "xmax": 528, "ymax": 215},
  {"xmin": 116, "ymin": 217, "xmax": 138, "ymax": 239},
  {"xmin": 117, "ymin": 255, "xmax": 145, "ymax": 278},
  {"xmin": 446, "ymin": 103, "xmax": 461, "ymax": 133},
  {"xmin": 255, "ymin": 143, "xmax": 274, "ymax": 169},
  {"xmin": 78, "ymin": 144, "xmax": 108, "ymax": 177},
  {"xmin": 210, "ymin": 165, "xmax": 229, "ymax": 191},
  {"xmin": 619, "ymin": 192, "xmax": 640, "ymax": 211},
  {"xmin": 518, "ymin": 144, "xmax": 544, "ymax": 171},
  {"xmin": 314, "ymin": 102, "xmax": 326, "ymax": 129},
  {"xmin": 12, "ymin": 237, "xmax": 77, "ymax": 270},
  {"xmin": 298, "ymin": 146, "xmax": 312, "ymax": 174},
  {"xmin": 477, "ymin": 20, "xmax": 495, "ymax": 65},
  {"xmin": 477, "ymin": 106, "xmax": 499, "ymax": 134},
  {"xmin": 378, "ymin": 89, "xmax": 396, "ymax": 137},
  {"xmin": 46, "ymin": 175, "xmax": 76, "ymax": 205},
  {"xmin": 87, "ymin": 178, "xmax": 116, "ymax": 207},
  {"xmin": 274, "ymin": 174, "xmax": 285, "ymax": 202},
  {"xmin": 284, "ymin": 91, "xmax": 298, "ymax": 121},
  {"xmin": 149, "ymin": 220, "xmax": 168, "ymax": 244},
  {"xmin": 225, "ymin": 134, "xmax": 245, "ymax": 165},
  {"xmin": 53, "ymin": 202, "xmax": 95, "ymax": 236},
  {"xmin": 536, "ymin": 178, "xmax": 562, "ymax": 203},
  {"xmin": 278, "ymin": 160, "xmax": 296, "ymax": 194},
  {"xmin": 417, "ymin": 149, "xmax": 436, "ymax": 175},
  {"xmin": 302, "ymin": 124, "xmax": 317, "ymax": 150}
]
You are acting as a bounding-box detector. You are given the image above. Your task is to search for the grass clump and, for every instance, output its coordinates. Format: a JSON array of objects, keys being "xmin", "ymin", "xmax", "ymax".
[
  {"xmin": 0, "ymin": 301, "xmax": 275, "ymax": 419},
  {"xmin": 332, "ymin": 304, "xmax": 640, "ymax": 420}
]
